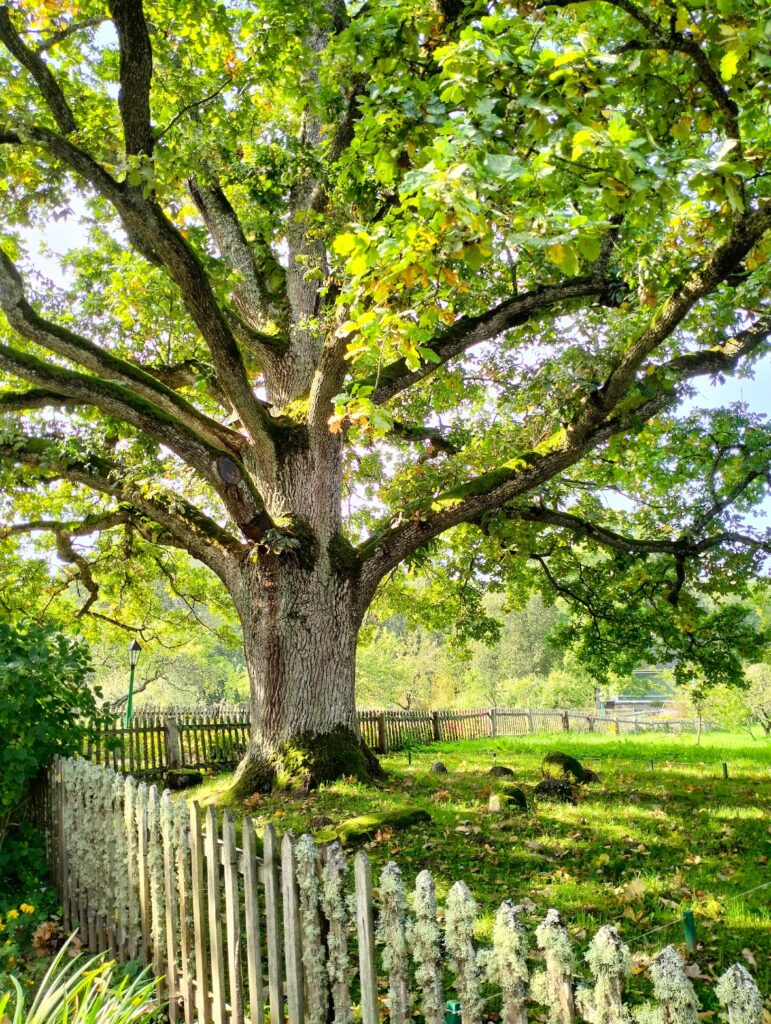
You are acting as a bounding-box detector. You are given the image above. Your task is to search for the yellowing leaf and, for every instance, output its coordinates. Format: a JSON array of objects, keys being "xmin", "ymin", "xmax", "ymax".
[
  {"xmin": 332, "ymin": 232, "xmax": 357, "ymax": 256},
  {"xmin": 572, "ymin": 128, "xmax": 595, "ymax": 161},
  {"xmin": 720, "ymin": 50, "xmax": 739, "ymax": 81},
  {"xmin": 675, "ymin": 6, "xmax": 689, "ymax": 33},
  {"xmin": 349, "ymin": 253, "xmax": 369, "ymax": 276},
  {"xmin": 546, "ymin": 242, "xmax": 580, "ymax": 277},
  {"xmin": 554, "ymin": 50, "xmax": 583, "ymax": 67}
]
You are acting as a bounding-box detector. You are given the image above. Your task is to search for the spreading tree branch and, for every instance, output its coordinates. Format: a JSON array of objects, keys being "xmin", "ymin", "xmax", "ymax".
[
  {"xmin": 499, "ymin": 504, "xmax": 770, "ymax": 558},
  {"xmin": 188, "ymin": 177, "xmax": 289, "ymax": 337},
  {"xmin": 0, "ymin": 339, "xmax": 239, "ymax": 489},
  {"xmin": 0, "ymin": 6, "xmax": 75, "ymax": 133},
  {"xmin": 389, "ymin": 421, "xmax": 460, "ymax": 457},
  {"xmin": 358, "ymin": 310, "xmax": 771, "ymax": 599},
  {"xmin": 369, "ymin": 277, "xmax": 601, "ymax": 404},
  {"xmin": 0, "ymin": 249, "xmax": 243, "ymax": 451},
  {"xmin": 0, "ymin": 386, "xmax": 73, "ymax": 412},
  {"xmin": 0, "ymin": 125, "xmax": 277, "ymax": 463},
  {"xmin": 106, "ymin": 0, "xmax": 154, "ymax": 156},
  {"xmin": 32, "ymin": 18, "xmax": 104, "ymax": 53},
  {"xmin": 0, "ymin": 432, "xmax": 245, "ymax": 581}
]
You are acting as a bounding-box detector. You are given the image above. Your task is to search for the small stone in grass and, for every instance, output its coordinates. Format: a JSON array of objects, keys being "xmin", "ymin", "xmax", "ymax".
[
  {"xmin": 488, "ymin": 765, "xmax": 515, "ymax": 778},
  {"xmin": 431, "ymin": 761, "xmax": 448, "ymax": 774},
  {"xmin": 165, "ymin": 768, "xmax": 203, "ymax": 790},
  {"xmin": 534, "ymin": 777, "xmax": 576, "ymax": 804},
  {"xmin": 489, "ymin": 786, "xmax": 527, "ymax": 812}
]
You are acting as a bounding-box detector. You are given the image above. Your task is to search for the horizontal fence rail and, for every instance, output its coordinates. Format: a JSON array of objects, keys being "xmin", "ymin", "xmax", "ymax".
[
  {"xmin": 37, "ymin": 757, "xmax": 762, "ymax": 1024},
  {"xmin": 89, "ymin": 706, "xmax": 709, "ymax": 773}
]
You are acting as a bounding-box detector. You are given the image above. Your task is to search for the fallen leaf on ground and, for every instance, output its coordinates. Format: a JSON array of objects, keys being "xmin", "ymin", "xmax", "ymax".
[{"xmin": 742, "ymin": 948, "xmax": 757, "ymax": 968}]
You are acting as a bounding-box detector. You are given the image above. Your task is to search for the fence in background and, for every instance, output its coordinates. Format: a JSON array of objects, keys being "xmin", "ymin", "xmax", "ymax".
[
  {"xmin": 36, "ymin": 757, "xmax": 762, "ymax": 1024},
  {"xmin": 356, "ymin": 707, "xmax": 694, "ymax": 751},
  {"xmin": 87, "ymin": 705, "xmax": 707, "ymax": 774},
  {"xmin": 87, "ymin": 707, "xmax": 251, "ymax": 774}
]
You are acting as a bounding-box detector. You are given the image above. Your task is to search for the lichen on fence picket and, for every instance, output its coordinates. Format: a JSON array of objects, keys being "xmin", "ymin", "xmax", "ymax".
[
  {"xmin": 320, "ymin": 841, "xmax": 352, "ymax": 1024},
  {"xmin": 491, "ymin": 900, "xmax": 529, "ymax": 1024},
  {"xmin": 716, "ymin": 965, "xmax": 763, "ymax": 1024},
  {"xmin": 643, "ymin": 946, "xmax": 701, "ymax": 1024},
  {"xmin": 295, "ymin": 832, "xmax": 329, "ymax": 1024},
  {"xmin": 582, "ymin": 924, "xmax": 632, "ymax": 1024},
  {"xmin": 43, "ymin": 757, "xmax": 766, "ymax": 1024},
  {"xmin": 409, "ymin": 870, "xmax": 444, "ymax": 1024},
  {"xmin": 377, "ymin": 861, "xmax": 412, "ymax": 1024},
  {"xmin": 445, "ymin": 880, "xmax": 484, "ymax": 1024},
  {"xmin": 536, "ymin": 909, "xmax": 576, "ymax": 1024}
]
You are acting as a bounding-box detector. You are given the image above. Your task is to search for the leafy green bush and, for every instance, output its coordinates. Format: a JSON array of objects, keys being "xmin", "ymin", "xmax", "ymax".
[
  {"xmin": 0, "ymin": 620, "xmax": 110, "ymax": 894},
  {"xmin": 0, "ymin": 941, "xmax": 158, "ymax": 1023}
]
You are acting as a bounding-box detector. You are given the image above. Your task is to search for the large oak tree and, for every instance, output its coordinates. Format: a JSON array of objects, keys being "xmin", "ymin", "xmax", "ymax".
[{"xmin": 0, "ymin": 0, "xmax": 769, "ymax": 790}]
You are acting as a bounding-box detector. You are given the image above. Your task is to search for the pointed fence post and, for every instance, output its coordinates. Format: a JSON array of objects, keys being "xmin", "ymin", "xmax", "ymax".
[
  {"xmin": 205, "ymin": 805, "xmax": 227, "ymax": 1024},
  {"xmin": 410, "ymin": 871, "xmax": 444, "ymax": 1024},
  {"xmin": 320, "ymin": 842, "xmax": 352, "ymax": 1024},
  {"xmin": 263, "ymin": 824, "xmax": 284, "ymax": 1024},
  {"xmin": 147, "ymin": 786, "xmax": 166, "ymax": 1003},
  {"xmin": 377, "ymin": 862, "xmax": 412, "ymax": 1024},
  {"xmin": 160, "ymin": 791, "xmax": 180, "ymax": 1022},
  {"xmin": 222, "ymin": 810, "xmax": 243, "ymax": 1024},
  {"xmin": 584, "ymin": 925, "xmax": 631, "ymax": 1024},
  {"xmin": 445, "ymin": 881, "xmax": 483, "ymax": 1024},
  {"xmin": 174, "ymin": 797, "xmax": 195, "ymax": 1024},
  {"xmin": 355, "ymin": 851, "xmax": 379, "ymax": 1024},
  {"xmin": 189, "ymin": 801, "xmax": 212, "ymax": 1024},
  {"xmin": 716, "ymin": 965, "xmax": 763, "ymax": 1024},
  {"xmin": 135, "ymin": 782, "xmax": 150, "ymax": 961},
  {"xmin": 241, "ymin": 817, "xmax": 265, "ymax": 1024},
  {"xmin": 649, "ymin": 947, "xmax": 700, "ymax": 1024},
  {"xmin": 282, "ymin": 832, "xmax": 306, "ymax": 1024},
  {"xmin": 294, "ymin": 834, "xmax": 327, "ymax": 1024},
  {"xmin": 536, "ymin": 909, "xmax": 576, "ymax": 1024},
  {"xmin": 491, "ymin": 901, "xmax": 529, "ymax": 1024}
]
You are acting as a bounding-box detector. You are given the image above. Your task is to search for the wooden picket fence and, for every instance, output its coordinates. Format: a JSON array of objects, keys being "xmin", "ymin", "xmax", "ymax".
[
  {"xmin": 86, "ymin": 708, "xmax": 251, "ymax": 774},
  {"xmin": 38, "ymin": 757, "xmax": 762, "ymax": 1024},
  {"xmin": 90, "ymin": 706, "xmax": 706, "ymax": 774}
]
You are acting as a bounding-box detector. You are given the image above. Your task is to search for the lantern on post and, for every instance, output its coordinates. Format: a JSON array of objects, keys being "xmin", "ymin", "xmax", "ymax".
[{"xmin": 124, "ymin": 639, "xmax": 142, "ymax": 728}]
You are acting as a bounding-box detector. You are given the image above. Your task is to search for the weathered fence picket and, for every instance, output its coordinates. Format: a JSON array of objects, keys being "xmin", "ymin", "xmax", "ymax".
[
  {"xmin": 85, "ymin": 705, "xmax": 707, "ymax": 773},
  {"xmin": 38, "ymin": 758, "xmax": 761, "ymax": 1024}
]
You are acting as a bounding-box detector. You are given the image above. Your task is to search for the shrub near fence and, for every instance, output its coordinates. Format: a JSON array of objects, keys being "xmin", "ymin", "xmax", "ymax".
[
  {"xmin": 88, "ymin": 706, "xmax": 709, "ymax": 774},
  {"xmin": 37, "ymin": 757, "xmax": 763, "ymax": 1024}
]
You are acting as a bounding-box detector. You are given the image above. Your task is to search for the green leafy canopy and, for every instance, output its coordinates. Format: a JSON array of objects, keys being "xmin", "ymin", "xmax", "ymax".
[{"xmin": 0, "ymin": 0, "xmax": 769, "ymax": 690}]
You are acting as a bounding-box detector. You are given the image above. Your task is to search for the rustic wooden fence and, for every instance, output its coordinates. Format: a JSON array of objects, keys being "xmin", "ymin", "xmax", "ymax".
[
  {"xmin": 38, "ymin": 757, "xmax": 762, "ymax": 1024},
  {"xmin": 92, "ymin": 706, "xmax": 705, "ymax": 774},
  {"xmin": 86, "ymin": 707, "xmax": 252, "ymax": 774}
]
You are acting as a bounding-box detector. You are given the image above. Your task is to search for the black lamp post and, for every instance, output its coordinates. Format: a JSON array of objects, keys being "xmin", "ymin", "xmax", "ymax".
[{"xmin": 124, "ymin": 639, "xmax": 142, "ymax": 728}]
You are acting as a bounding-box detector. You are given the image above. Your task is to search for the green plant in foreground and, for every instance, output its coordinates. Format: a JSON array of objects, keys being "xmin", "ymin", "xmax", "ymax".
[
  {"xmin": 0, "ymin": 940, "xmax": 158, "ymax": 1024},
  {"xmin": 0, "ymin": 619, "xmax": 113, "ymax": 894}
]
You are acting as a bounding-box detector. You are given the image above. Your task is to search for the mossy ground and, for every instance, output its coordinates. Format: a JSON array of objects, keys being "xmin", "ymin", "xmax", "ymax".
[{"xmin": 190, "ymin": 731, "xmax": 771, "ymax": 1007}]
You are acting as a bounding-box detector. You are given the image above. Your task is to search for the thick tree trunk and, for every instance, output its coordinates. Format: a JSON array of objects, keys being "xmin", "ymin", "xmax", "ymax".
[{"xmin": 228, "ymin": 515, "xmax": 380, "ymax": 795}]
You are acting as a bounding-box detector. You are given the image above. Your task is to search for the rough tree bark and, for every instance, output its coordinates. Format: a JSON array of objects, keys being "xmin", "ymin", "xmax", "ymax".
[{"xmin": 229, "ymin": 524, "xmax": 377, "ymax": 794}]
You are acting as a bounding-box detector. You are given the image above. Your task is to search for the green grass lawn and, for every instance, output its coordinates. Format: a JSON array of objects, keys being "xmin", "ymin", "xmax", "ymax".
[{"xmin": 192, "ymin": 731, "xmax": 771, "ymax": 1006}]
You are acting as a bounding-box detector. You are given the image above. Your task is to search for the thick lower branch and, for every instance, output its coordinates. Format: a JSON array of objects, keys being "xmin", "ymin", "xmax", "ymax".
[
  {"xmin": 357, "ymin": 314, "xmax": 770, "ymax": 599},
  {"xmin": 0, "ymin": 248, "xmax": 242, "ymax": 452},
  {"xmin": 0, "ymin": 433, "xmax": 245, "ymax": 583}
]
